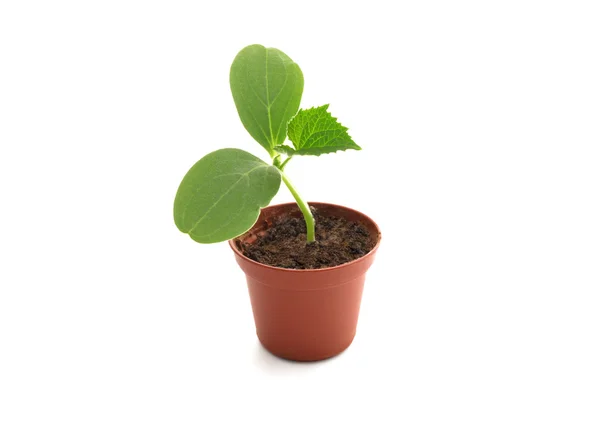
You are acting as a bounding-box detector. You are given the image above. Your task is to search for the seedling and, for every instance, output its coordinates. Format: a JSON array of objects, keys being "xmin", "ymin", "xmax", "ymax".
[{"xmin": 174, "ymin": 44, "xmax": 360, "ymax": 244}]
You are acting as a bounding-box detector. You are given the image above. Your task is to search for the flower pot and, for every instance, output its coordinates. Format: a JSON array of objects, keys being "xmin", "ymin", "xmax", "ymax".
[{"xmin": 229, "ymin": 202, "xmax": 381, "ymax": 362}]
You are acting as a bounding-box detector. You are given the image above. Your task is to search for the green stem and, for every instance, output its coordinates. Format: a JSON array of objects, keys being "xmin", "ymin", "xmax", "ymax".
[
  {"xmin": 279, "ymin": 156, "xmax": 292, "ymax": 170},
  {"xmin": 280, "ymin": 171, "xmax": 315, "ymax": 243}
]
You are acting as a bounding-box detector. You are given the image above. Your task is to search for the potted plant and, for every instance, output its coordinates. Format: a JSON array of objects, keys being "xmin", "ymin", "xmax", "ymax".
[{"xmin": 174, "ymin": 44, "xmax": 381, "ymax": 361}]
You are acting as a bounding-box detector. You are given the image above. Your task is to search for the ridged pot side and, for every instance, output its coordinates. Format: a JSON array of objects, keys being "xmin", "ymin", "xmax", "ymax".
[{"xmin": 229, "ymin": 203, "xmax": 381, "ymax": 361}]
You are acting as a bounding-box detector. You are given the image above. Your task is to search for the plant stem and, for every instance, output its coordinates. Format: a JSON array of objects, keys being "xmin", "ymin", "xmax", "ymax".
[
  {"xmin": 279, "ymin": 156, "xmax": 292, "ymax": 170},
  {"xmin": 280, "ymin": 171, "xmax": 315, "ymax": 243}
]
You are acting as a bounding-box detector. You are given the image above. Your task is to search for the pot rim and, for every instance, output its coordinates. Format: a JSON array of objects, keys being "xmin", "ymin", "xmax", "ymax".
[{"xmin": 228, "ymin": 202, "xmax": 382, "ymax": 273}]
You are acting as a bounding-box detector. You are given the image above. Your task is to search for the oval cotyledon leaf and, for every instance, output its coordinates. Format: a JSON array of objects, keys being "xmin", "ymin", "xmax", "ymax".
[
  {"xmin": 173, "ymin": 148, "xmax": 281, "ymax": 243},
  {"xmin": 230, "ymin": 44, "xmax": 304, "ymax": 154}
]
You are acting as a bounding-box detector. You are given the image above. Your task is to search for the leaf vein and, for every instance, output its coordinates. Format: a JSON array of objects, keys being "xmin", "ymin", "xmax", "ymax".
[{"xmin": 187, "ymin": 165, "xmax": 269, "ymax": 234}]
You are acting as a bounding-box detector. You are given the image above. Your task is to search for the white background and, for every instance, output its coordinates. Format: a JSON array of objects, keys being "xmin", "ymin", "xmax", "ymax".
[{"xmin": 1, "ymin": 0, "xmax": 599, "ymax": 421}]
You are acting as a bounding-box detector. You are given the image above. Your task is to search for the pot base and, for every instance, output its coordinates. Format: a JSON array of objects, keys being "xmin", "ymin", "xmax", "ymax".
[{"xmin": 258, "ymin": 333, "xmax": 356, "ymax": 362}]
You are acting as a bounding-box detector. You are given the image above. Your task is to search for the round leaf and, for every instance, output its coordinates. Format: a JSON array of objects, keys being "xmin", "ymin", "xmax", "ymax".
[
  {"xmin": 230, "ymin": 44, "xmax": 304, "ymax": 153},
  {"xmin": 173, "ymin": 149, "xmax": 281, "ymax": 243}
]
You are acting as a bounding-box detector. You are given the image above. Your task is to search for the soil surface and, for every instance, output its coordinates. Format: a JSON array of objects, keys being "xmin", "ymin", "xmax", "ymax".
[{"xmin": 237, "ymin": 208, "xmax": 375, "ymax": 269}]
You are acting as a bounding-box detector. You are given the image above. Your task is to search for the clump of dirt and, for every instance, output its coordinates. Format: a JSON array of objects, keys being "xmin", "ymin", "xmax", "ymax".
[{"xmin": 237, "ymin": 208, "xmax": 375, "ymax": 269}]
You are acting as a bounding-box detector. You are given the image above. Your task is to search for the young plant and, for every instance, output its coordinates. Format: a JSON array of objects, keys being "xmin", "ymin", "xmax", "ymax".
[{"xmin": 174, "ymin": 44, "xmax": 360, "ymax": 244}]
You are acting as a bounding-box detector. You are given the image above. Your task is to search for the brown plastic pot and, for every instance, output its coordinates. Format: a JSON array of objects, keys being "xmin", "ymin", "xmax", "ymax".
[{"xmin": 229, "ymin": 202, "xmax": 381, "ymax": 362}]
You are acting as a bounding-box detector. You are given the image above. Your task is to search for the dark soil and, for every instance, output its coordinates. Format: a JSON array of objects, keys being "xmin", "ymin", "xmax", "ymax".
[{"xmin": 237, "ymin": 208, "xmax": 375, "ymax": 269}]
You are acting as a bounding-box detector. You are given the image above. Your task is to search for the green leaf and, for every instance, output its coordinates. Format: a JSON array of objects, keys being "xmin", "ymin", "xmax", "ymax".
[
  {"xmin": 173, "ymin": 148, "xmax": 281, "ymax": 243},
  {"xmin": 273, "ymin": 145, "xmax": 297, "ymax": 156},
  {"xmin": 286, "ymin": 104, "xmax": 361, "ymax": 156},
  {"xmin": 230, "ymin": 44, "xmax": 304, "ymax": 153}
]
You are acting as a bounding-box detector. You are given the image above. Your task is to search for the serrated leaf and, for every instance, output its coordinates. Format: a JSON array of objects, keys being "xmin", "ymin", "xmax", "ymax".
[
  {"xmin": 173, "ymin": 149, "xmax": 281, "ymax": 243},
  {"xmin": 230, "ymin": 44, "xmax": 304, "ymax": 153},
  {"xmin": 286, "ymin": 105, "xmax": 361, "ymax": 156},
  {"xmin": 273, "ymin": 145, "xmax": 297, "ymax": 156}
]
